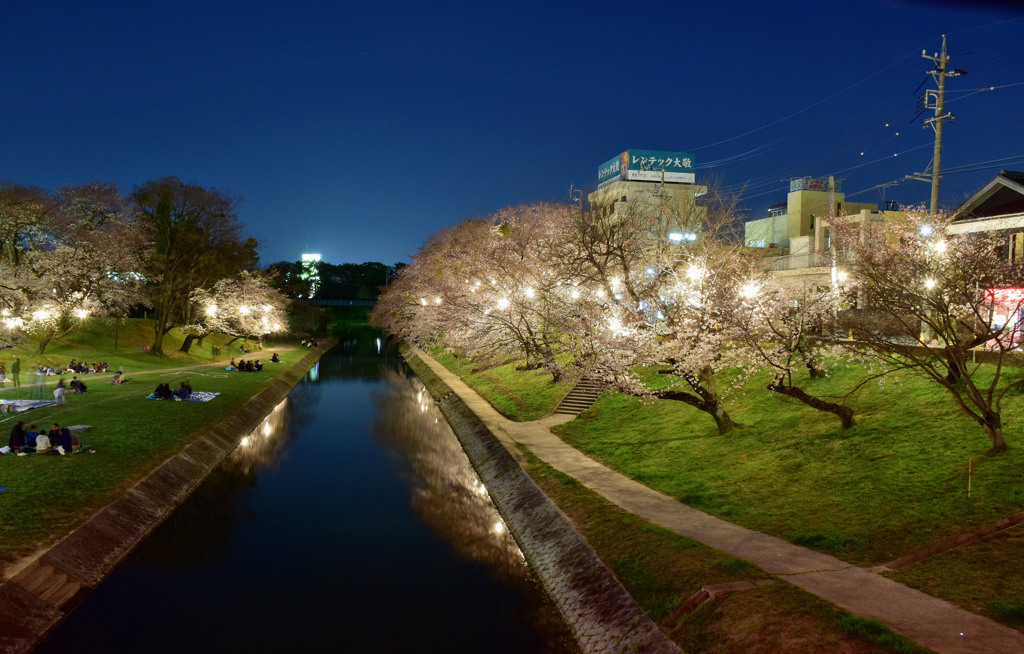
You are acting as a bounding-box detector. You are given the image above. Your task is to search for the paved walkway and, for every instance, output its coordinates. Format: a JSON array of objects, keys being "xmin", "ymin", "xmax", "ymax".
[{"xmin": 415, "ymin": 351, "xmax": 1024, "ymax": 654}]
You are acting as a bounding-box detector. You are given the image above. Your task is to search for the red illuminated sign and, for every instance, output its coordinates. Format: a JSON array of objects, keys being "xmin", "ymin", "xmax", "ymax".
[{"xmin": 984, "ymin": 288, "xmax": 1024, "ymax": 304}]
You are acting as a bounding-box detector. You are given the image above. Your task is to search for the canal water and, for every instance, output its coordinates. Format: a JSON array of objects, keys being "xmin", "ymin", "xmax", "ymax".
[{"xmin": 34, "ymin": 331, "xmax": 576, "ymax": 653}]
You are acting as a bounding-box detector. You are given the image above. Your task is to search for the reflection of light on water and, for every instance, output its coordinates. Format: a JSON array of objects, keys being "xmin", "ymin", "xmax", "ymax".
[
  {"xmin": 227, "ymin": 399, "xmax": 290, "ymax": 474},
  {"xmin": 372, "ymin": 372, "xmax": 529, "ymax": 576},
  {"xmin": 376, "ymin": 337, "xmax": 381, "ymax": 354},
  {"xmin": 307, "ymin": 362, "xmax": 319, "ymax": 382}
]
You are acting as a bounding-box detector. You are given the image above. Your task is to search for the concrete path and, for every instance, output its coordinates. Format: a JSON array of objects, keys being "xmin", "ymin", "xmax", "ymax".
[{"xmin": 414, "ymin": 351, "xmax": 1024, "ymax": 654}]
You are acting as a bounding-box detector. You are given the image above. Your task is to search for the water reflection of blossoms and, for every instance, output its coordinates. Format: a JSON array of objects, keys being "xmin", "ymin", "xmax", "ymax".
[
  {"xmin": 226, "ymin": 399, "xmax": 291, "ymax": 475},
  {"xmin": 373, "ymin": 368, "xmax": 527, "ymax": 579}
]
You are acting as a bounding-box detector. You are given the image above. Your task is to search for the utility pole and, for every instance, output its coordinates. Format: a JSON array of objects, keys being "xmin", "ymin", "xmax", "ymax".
[{"xmin": 921, "ymin": 35, "xmax": 965, "ymax": 215}]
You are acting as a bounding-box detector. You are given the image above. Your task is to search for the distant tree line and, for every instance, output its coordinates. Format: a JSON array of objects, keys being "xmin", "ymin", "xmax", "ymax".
[{"xmin": 267, "ymin": 260, "xmax": 406, "ymax": 300}]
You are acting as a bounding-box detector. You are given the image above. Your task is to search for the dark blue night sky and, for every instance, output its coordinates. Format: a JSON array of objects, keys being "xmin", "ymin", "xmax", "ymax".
[{"xmin": 2, "ymin": 0, "xmax": 1022, "ymax": 266}]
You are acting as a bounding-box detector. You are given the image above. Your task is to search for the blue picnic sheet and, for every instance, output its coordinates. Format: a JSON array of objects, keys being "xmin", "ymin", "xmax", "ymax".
[
  {"xmin": 147, "ymin": 392, "xmax": 220, "ymax": 402},
  {"xmin": 0, "ymin": 399, "xmax": 58, "ymax": 413}
]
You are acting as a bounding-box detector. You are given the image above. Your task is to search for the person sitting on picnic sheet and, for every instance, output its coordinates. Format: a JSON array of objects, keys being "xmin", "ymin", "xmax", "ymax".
[
  {"xmin": 270, "ymin": 352, "xmax": 280, "ymax": 363},
  {"xmin": 112, "ymin": 370, "xmax": 124, "ymax": 384},
  {"xmin": 69, "ymin": 376, "xmax": 88, "ymax": 393},
  {"xmin": 35, "ymin": 428, "xmax": 50, "ymax": 453},
  {"xmin": 254, "ymin": 360, "xmax": 263, "ymax": 372},
  {"xmin": 24, "ymin": 425, "xmax": 38, "ymax": 449},
  {"xmin": 245, "ymin": 360, "xmax": 254, "ymax": 372},
  {"xmin": 9, "ymin": 421, "xmax": 28, "ymax": 454},
  {"xmin": 155, "ymin": 383, "xmax": 174, "ymax": 399},
  {"xmin": 175, "ymin": 381, "xmax": 192, "ymax": 400},
  {"xmin": 234, "ymin": 359, "xmax": 243, "ymax": 371},
  {"xmin": 54, "ymin": 427, "xmax": 74, "ymax": 454}
]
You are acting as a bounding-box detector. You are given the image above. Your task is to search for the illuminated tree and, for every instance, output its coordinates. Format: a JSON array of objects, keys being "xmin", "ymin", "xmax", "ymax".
[
  {"xmin": 373, "ymin": 203, "xmax": 581, "ymax": 380},
  {"xmin": 726, "ymin": 277, "xmax": 857, "ymax": 428},
  {"xmin": 833, "ymin": 209, "xmax": 1024, "ymax": 452},
  {"xmin": 183, "ymin": 270, "xmax": 289, "ymax": 351},
  {"xmin": 562, "ymin": 186, "xmax": 747, "ymax": 435},
  {"xmin": 14, "ymin": 183, "xmax": 149, "ymax": 353}
]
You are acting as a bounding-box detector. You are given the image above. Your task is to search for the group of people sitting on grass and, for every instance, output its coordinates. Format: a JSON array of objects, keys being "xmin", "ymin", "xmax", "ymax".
[
  {"xmin": 69, "ymin": 376, "xmax": 88, "ymax": 393},
  {"xmin": 6, "ymin": 421, "xmax": 79, "ymax": 455},
  {"xmin": 28, "ymin": 361, "xmax": 110, "ymax": 377},
  {"xmin": 151, "ymin": 381, "xmax": 192, "ymax": 400},
  {"xmin": 65, "ymin": 360, "xmax": 108, "ymax": 374},
  {"xmin": 228, "ymin": 358, "xmax": 263, "ymax": 372}
]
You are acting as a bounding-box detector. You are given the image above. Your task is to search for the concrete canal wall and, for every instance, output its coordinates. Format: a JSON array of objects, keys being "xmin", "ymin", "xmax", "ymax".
[
  {"xmin": 0, "ymin": 345, "xmax": 330, "ymax": 654},
  {"xmin": 405, "ymin": 352, "xmax": 681, "ymax": 654}
]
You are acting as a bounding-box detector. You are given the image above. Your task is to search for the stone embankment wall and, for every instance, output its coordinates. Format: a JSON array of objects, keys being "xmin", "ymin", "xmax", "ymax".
[
  {"xmin": 405, "ymin": 353, "xmax": 681, "ymax": 654},
  {"xmin": 0, "ymin": 345, "xmax": 330, "ymax": 654}
]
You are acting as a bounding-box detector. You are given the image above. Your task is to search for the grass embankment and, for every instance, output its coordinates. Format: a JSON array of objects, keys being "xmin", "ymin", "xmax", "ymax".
[
  {"xmin": 523, "ymin": 449, "xmax": 927, "ymax": 653},
  {"xmin": 433, "ymin": 352, "xmax": 572, "ymax": 421},
  {"xmin": 438, "ymin": 355, "xmax": 1024, "ymax": 633},
  {"xmin": 0, "ymin": 319, "xmax": 307, "ymax": 566}
]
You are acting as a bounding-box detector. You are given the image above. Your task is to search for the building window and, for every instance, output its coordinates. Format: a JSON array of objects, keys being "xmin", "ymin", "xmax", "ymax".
[{"xmin": 1011, "ymin": 232, "xmax": 1024, "ymax": 262}]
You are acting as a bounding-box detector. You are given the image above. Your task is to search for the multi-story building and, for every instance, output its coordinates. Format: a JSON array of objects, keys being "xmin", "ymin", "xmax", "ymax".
[
  {"xmin": 587, "ymin": 150, "xmax": 707, "ymax": 239},
  {"xmin": 744, "ymin": 176, "xmax": 878, "ymax": 252}
]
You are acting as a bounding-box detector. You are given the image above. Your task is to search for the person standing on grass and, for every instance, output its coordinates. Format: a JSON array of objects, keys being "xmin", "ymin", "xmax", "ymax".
[
  {"xmin": 11, "ymin": 355, "xmax": 20, "ymax": 388},
  {"xmin": 53, "ymin": 378, "xmax": 67, "ymax": 406}
]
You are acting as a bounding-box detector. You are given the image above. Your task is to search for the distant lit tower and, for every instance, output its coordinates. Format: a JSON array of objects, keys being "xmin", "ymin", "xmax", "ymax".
[{"xmin": 300, "ymin": 253, "xmax": 321, "ymax": 298}]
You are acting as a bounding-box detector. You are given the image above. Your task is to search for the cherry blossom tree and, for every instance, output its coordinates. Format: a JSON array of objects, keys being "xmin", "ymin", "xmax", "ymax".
[
  {"xmin": 14, "ymin": 183, "xmax": 149, "ymax": 353},
  {"xmin": 726, "ymin": 274, "xmax": 857, "ymax": 428},
  {"xmin": 183, "ymin": 270, "xmax": 289, "ymax": 352},
  {"xmin": 373, "ymin": 203, "xmax": 583, "ymax": 380},
  {"xmin": 561, "ymin": 185, "xmax": 748, "ymax": 434},
  {"xmin": 832, "ymin": 208, "xmax": 1024, "ymax": 452}
]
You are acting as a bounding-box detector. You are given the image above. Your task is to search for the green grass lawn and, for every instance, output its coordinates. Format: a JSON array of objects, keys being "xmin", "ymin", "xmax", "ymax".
[
  {"xmin": 435, "ymin": 351, "xmax": 1024, "ymax": 632},
  {"xmin": 885, "ymin": 524, "xmax": 1024, "ymax": 631},
  {"xmin": 552, "ymin": 364, "xmax": 1024, "ymax": 566},
  {"xmin": 523, "ymin": 449, "xmax": 927, "ymax": 653},
  {"xmin": 433, "ymin": 351, "xmax": 572, "ymax": 421},
  {"xmin": 0, "ymin": 319, "xmax": 306, "ymax": 565}
]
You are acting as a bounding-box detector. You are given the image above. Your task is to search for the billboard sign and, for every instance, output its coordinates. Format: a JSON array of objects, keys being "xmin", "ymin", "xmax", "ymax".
[
  {"xmin": 597, "ymin": 153, "xmax": 627, "ymax": 186},
  {"xmin": 790, "ymin": 177, "xmax": 841, "ymax": 193},
  {"xmin": 597, "ymin": 150, "xmax": 695, "ymax": 187}
]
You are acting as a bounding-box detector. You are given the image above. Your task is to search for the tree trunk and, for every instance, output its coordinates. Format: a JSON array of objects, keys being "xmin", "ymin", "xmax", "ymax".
[
  {"xmin": 151, "ymin": 328, "xmax": 166, "ymax": 356},
  {"xmin": 768, "ymin": 378, "xmax": 855, "ymax": 429},
  {"xmin": 711, "ymin": 403, "xmax": 741, "ymax": 435},
  {"xmin": 982, "ymin": 410, "xmax": 1009, "ymax": 453},
  {"xmin": 179, "ymin": 334, "xmax": 197, "ymax": 353},
  {"xmin": 658, "ymin": 390, "xmax": 741, "ymax": 435},
  {"xmin": 36, "ymin": 326, "xmax": 56, "ymax": 355}
]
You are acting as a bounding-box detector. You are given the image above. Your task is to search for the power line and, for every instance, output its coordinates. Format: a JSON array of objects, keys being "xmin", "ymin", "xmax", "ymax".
[{"xmin": 691, "ymin": 49, "xmax": 921, "ymax": 151}]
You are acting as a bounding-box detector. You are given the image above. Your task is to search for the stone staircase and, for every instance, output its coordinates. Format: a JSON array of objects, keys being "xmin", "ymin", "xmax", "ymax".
[
  {"xmin": 11, "ymin": 561, "xmax": 83, "ymax": 609},
  {"xmin": 553, "ymin": 375, "xmax": 603, "ymax": 416}
]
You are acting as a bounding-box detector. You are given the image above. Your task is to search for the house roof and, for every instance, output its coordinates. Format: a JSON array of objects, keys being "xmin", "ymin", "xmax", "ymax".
[{"xmin": 953, "ymin": 170, "xmax": 1024, "ymax": 220}]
